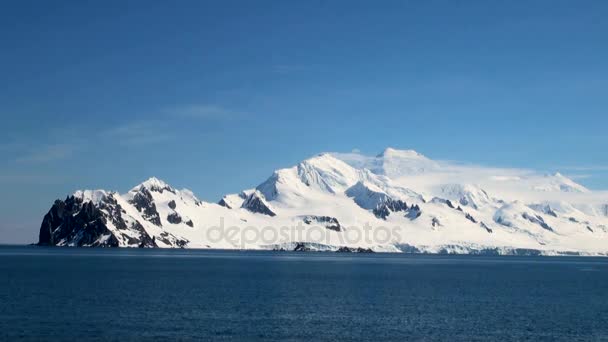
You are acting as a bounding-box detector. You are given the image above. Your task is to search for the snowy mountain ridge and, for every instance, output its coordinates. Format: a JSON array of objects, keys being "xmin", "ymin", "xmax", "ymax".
[{"xmin": 38, "ymin": 148, "xmax": 608, "ymax": 255}]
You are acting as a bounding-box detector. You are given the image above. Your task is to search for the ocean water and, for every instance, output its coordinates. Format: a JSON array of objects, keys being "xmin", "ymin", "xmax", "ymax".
[{"xmin": 0, "ymin": 246, "xmax": 607, "ymax": 341}]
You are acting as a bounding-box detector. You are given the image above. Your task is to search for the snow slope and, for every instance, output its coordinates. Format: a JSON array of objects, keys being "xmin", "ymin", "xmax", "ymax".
[{"xmin": 38, "ymin": 149, "xmax": 608, "ymax": 255}]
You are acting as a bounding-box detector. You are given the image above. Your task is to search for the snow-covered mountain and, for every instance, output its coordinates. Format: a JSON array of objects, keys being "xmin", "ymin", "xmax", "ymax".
[{"xmin": 38, "ymin": 148, "xmax": 608, "ymax": 255}]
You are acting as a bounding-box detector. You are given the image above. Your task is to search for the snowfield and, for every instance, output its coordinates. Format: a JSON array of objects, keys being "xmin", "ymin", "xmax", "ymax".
[{"xmin": 38, "ymin": 148, "xmax": 608, "ymax": 255}]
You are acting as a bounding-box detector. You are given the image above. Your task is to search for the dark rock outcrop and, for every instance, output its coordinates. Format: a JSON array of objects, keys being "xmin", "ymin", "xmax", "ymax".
[
  {"xmin": 218, "ymin": 198, "xmax": 232, "ymax": 209},
  {"xmin": 293, "ymin": 243, "xmax": 311, "ymax": 252},
  {"xmin": 406, "ymin": 204, "xmax": 422, "ymax": 220},
  {"xmin": 522, "ymin": 213, "xmax": 554, "ymax": 232},
  {"xmin": 129, "ymin": 188, "xmax": 161, "ymax": 226},
  {"xmin": 167, "ymin": 212, "xmax": 182, "ymax": 224},
  {"xmin": 38, "ymin": 196, "xmax": 118, "ymax": 247},
  {"xmin": 241, "ymin": 192, "xmax": 276, "ymax": 217},
  {"xmin": 431, "ymin": 197, "xmax": 455, "ymax": 209},
  {"xmin": 38, "ymin": 195, "xmax": 156, "ymax": 248},
  {"xmin": 465, "ymin": 213, "xmax": 477, "ymax": 223},
  {"xmin": 156, "ymin": 232, "xmax": 188, "ymax": 248},
  {"xmin": 145, "ymin": 181, "xmax": 176, "ymax": 194},
  {"xmin": 168, "ymin": 200, "xmax": 177, "ymax": 210},
  {"xmin": 373, "ymin": 198, "xmax": 409, "ymax": 219},
  {"xmin": 336, "ymin": 246, "xmax": 374, "ymax": 253},
  {"xmin": 301, "ymin": 215, "xmax": 342, "ymax": 232}
]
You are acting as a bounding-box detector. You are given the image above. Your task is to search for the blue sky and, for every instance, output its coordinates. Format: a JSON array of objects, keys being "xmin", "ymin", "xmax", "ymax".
[{"xmin": 1, "ymin": 0, "xmax": 607, "ymax": 242}]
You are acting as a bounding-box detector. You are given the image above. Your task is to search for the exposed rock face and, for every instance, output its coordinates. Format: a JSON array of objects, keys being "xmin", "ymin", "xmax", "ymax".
[
  {"xmin": 156, "ymin": 232, "xmax": 188, "ymax": 248},
  {"xmin": 480, "ymin": 222, "xmax": 493, "ymax": 233},
  {"xmin": 38, "ymin": 195, "xmax": 156, "ymax": 248},
  {"xmin": 142, "ymin": 177, "xmax": 176, "ymax": 194},
  {"xmin": 127, "ymin": 221, "xmax": 157, "ymax": 248},
  {"xmin": 168, "ymin": 200, "xmax": 177, "ymax": 210},
  {"xmin": 373, "ymin": 198, "xmax": 409, "ymax": 220},
  {"xmin": 522, "ymin": 213, "xmax": 554, "ymax": 232},
  {"xmin": 336, "ymin": 246, "xmax": 374, "ymax": 253},
  {"xmin": 36, "ymin": 179, "xmax": 196, "ymax": 248},
  {"xmin": 217, "ymin": 193, "xmax": 247, "ymax": 210},
  {"xmin": 405, "ymin": 204, "xmax": 422, "ymax": 220},
  {"xmin": 217, "ymin": 198, "xmax": 232, "ymax": 209},
  {"xmin": 241, "ymin": 191, "xmax": 276, "ymax": 217},
  {"xmin": 293, "ymin": 243, "xmax": 312, "ymax": 252},
  {"xmin": 167, "ymin": 212, "xmax": 182, "ymax": 224},
  {"xmin": 431, "ymin": 197, "xmax": 456, "ymax": 209},
  {"xmin": 465, "ymin": 213, "xmax": 477, "ymax": 224},
  {"xmin": 300, "ymin": 215, "xmax": 342, "ymax": 232},
  {"xmin": 129, "ymin": 187, "xmax": 162, "ymax": 226}
]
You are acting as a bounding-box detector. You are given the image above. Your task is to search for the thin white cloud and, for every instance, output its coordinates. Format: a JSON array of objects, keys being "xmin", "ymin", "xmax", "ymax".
[
  {"xmin": 0, "ymin": 141, "xmax": 25, "ymax": 152},
  {"xmin": 165, "ymin": 104, "xmax": 241, "ymax": 119},
  {"xmin": 331, "ymin": 149, "xmax": 608, "ymax": 204},
  {"xmin": 101, "ymin": 121, "xmax": 173, "ymax": 145},
  {"xmin": 0, "ymin": 172, "xmax": 65, "ymax": 184},
  {"xmin": 565, "ymin": 174, "xmax": 593, "ymax": 180},
  {"xmin": 272, "ymin": 64, "xmax": 308, "ymax": 74},
  {"xmin": 15, "ymin": 144, "xmax": 76, "ymax": 163},
  {"xmin": 556, "ymin": 165, "xmax": 608, "ymax": 172}
]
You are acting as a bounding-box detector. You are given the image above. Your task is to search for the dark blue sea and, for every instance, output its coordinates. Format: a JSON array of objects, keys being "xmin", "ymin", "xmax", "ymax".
[{"xmin": 1, "ymin": 246, "xmax": 607, "ymax": 341}]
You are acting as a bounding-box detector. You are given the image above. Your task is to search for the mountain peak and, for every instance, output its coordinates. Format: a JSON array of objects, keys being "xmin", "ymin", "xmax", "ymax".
[
  {"xmin": 296, "ymin": 153, "xmax": 361, "ymax": 193},
  {"xmin": 73, "ymin": 189, "xmax": 110, "ymax": 204},
  {"xmin": 304, "ymin": 152, "xmax": 344, "ymax": 164},
  {"xmin": 377, "ymin": 148, "xmax": 425, "ymax": 159},
  {"xmin": 133, "ymin": 177, "xmax": 175, "ymax": 193},
  {"xmin": 142, "ymin": 176, "xmax": 169, "ymax": 188},
  {"xmin": 371, "ymin": 148, "xmax": 438, "ymax": 177}
]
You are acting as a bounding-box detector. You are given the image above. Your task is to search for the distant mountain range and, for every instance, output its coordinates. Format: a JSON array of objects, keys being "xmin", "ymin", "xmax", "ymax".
[{"xmin": 38, "ymin": 148, "xmax": 608, "ymax": 255}]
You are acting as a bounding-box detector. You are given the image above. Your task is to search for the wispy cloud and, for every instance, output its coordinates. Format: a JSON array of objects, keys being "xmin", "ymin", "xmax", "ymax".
[
  {"xmin": 165, "ymin": 104, "xmax": 241, "ymax": 119},
  {"xmin": 565, "ymin": 174, "xmax": 593, "ymax": 180},
  {"xmin": 102, "ymin": 104, "xmax": 244, "ymax": 146},
  {"xmin": 15, "ymin": 144, "xmax": 77, "ymax": 163},
  {"xmin": 101, "ymin": 121, "xmax": 173, "ymax": 145},
  {"xmin": 0, "ymin": 172, "xmax": 66, "ymax": 184},
  {"xmin": 0, "ymin": 141, "xmax": 26, "ymax": 152},
  {"xmin": 556, "ymin": 165, "xmax": 608, "ymax": 172},
  {"xmin": 272, "ymin": 64, "xmax": 309, "ymax": 74}
]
